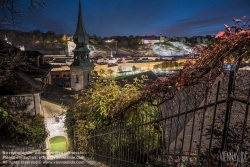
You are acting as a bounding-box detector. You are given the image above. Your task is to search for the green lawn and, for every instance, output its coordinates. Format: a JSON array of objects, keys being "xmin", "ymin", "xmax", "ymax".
[{"xmin": 49, "ymin": 136, "xmax": 67, "ymax": 154}]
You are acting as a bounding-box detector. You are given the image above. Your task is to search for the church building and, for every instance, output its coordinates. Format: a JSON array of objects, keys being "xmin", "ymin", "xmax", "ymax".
[{"xmin": 70, "ymin": 0, "xmax": 94, "ymax": 91}]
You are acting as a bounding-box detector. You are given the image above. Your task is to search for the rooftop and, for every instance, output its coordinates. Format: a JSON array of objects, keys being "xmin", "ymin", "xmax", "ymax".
[
  {"xmin": 51, "ymin": 65, "xmax": 70, "ymax": 71},
  {"xmin": 42, "ymin": 84, "xmax": 75, "ymax": 106},
  {"xmin": 0, "ymin": 72, "xmax": 43, "ymax": 95}
]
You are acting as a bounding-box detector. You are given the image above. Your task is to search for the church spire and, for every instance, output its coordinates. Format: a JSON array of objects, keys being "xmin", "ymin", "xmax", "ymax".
[
  {"xmin": 72, "ymin": 0, "xmax": 90, "ymax": 66},
  {"xmin": 75, "ymin": 0, "xmax": 87, "ymax": 36},
  {"xmin": 73, "ymin": 0, "xmax": 89, "ymax": 46},
  {"xmin": 70, "ymin": 0, "xmax": 94, "ymax": 91}
]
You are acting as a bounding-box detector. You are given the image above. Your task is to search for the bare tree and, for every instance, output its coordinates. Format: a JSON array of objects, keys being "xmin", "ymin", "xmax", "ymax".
[
  {"xmin": 0, "ymin": 0, "xmax": 50, "ymax": 86},
  {"xmin": 0, "ymin": 40, "xmax": 28, "ymax": 86},
  {"xmin": 0, "ymin": 0, "xmax": 49, "ymax": 27}
]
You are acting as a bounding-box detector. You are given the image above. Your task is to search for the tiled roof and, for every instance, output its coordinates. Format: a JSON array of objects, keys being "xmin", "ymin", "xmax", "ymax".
[
  {"xmin": 0, "ymin": 72, "xmax": 42, "ymax": 95},
  {"xmin": 42, "ymin": 84, "xmax": 75, "ymax": 106},
  {"xmin": 51, "ymin": 66, "xmax": 70, "ymax": 71},
  {"xmin": 0, "ymin": 40, "xmax": 51, "ymax": 95}
]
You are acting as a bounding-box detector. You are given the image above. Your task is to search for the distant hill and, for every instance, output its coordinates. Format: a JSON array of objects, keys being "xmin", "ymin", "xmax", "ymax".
[
  {"xmin": 151, "ymin": 42, "xmax": 193, "ymax": 56},
  {"xmin": 0, "ymin": 29, "xmax": 69, "ymax": 54},
  {"xmin": 0, "ymin": 29, "xmax": 213, "ymax": 55},
  {"xmin": 89, "ymin": 41, "xmax": 207, "ymax": 58}
]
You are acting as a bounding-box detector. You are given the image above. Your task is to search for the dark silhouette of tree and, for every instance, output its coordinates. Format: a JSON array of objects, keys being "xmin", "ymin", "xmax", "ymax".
[
  {"xmin": 0, "ymin": 0, "xmax": 49, "ymax": 28},
  {"xmin": 0, "ymin": 40, "xmax": 28, "ymax": 86}
]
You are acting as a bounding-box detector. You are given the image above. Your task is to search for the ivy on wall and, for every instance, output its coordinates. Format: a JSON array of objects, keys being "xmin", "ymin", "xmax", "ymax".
[{"xmin": 0, "ymin": 106, "xmax": 47, "ymax": 146}]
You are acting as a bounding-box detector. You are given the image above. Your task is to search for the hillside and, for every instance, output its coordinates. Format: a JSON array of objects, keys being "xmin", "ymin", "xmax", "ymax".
[
  {"xmin": 90, "ymin": 41, "xmax": 199, "ymax": 57},
  {"xmin": 0, "ymin": 29, "xmax": 212, "ymax": 56},
  {"xmin": 152, "ymin": 42, "xmax": 193, "ymax": 56}
]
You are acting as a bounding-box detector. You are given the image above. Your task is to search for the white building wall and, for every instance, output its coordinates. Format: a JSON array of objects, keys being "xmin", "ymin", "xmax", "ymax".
[
  {"xmin": 70, "ymin": 68, "xmax": 84, "ymax": 91},
  {"xmin": 70, "ymin": 66, "xmax": 94, "ymax": 91},
  {"xmin": 143, "ymin": 40, "xmax": 160, "ymax": 44},
  {"xmin": 67, "ymin": 41, "xmax": 76, "ymax": 54},
  {"xmin": 9, "ymin": 93, "xmax": 41, "ymax": 116}
]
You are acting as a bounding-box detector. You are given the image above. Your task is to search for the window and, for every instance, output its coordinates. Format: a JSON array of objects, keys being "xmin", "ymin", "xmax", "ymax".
[
  {"xmin": 51, "ymin": 72, "xmax": 55, "ymax": 77},
  {"xmin": 88, "ymin": 74, "xmax": 91, "ymax": 82},
  {"xmin": 54, "ymin": 72, "xmax": 59, "ymax": 77},
  {"xmin": 75, "ymin": 75, "xmax": 79, "ymax": 83}
]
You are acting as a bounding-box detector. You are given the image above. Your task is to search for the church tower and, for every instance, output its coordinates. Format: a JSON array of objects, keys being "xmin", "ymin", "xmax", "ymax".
[{"xmin": 70, "ymin": 0, "xmax": 94, "ymax": 91}]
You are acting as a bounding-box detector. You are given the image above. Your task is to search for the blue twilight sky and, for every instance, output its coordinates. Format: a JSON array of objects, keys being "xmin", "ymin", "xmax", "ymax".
[{"xmin": 6, "ymin": 0, "xmax": 250, "ymax": 37}]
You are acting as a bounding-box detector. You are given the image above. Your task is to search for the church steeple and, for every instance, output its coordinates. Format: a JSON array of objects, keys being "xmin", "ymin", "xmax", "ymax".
[
  {"xmin": 73, "ymin": 0, "xmax": 88, "ymax": 44},
  {"xmin": 70, "ymin": 0, "xmax": 94, "ymax": 91},
  {"xmin": 72, "ymin": 0, "xmax": 90, "ymax": 66},
  {"xmin": 75, "ymin": 1, "xmax": 86, "ymax": 34}
]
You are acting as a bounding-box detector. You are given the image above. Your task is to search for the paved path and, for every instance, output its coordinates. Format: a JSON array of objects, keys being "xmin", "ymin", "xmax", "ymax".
[{"xmin": 41, "ymin": 153, "xmax": 95, "ymax": 167}]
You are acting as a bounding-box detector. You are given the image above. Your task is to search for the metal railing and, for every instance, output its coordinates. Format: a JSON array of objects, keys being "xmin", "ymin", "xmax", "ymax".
[{"xmin": 85, "ymin": 59, "xmax": 250, "ymax": 166}]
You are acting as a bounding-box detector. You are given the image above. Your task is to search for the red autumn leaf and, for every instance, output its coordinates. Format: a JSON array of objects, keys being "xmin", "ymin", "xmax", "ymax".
[
  {"xmin": 215, "ymin": 31, "xmax": 225, "ymax": 38},
  {"xmin": 224, "ymin": 24, "xmax": 231, "ymax": 32},
  {"xmin": 235, "ymin": 27, "xmax": 243, "ymax": 33}
]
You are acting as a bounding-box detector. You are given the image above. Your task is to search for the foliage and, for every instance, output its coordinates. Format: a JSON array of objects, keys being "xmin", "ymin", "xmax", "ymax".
[
  {"xmin": 93, "ymin": 103, "xmax": 161, "ymax": 161},
  {"xmin": 98, "ymin": 68, "xmax": 105, "ymax": 76},
  {"xmin": 153, "ymin": 64, "xmax": 159, "ymax": 69},
  {"xmin": 0, "ymin": 40, "xmax": 28, "ymax": 86},
  {"xmin": 89, "ymin": 34, "xmax": 102, "ymax": 45},
  {"xmin": 144, "ymin": 16, "xmax": 250, "ymax": 106},
  {"xmin": 66, "ymin": 16, "xmax": 250, "ymax": 166},
  {"xmin": 132, "ymin": 65, "xmax": 137, "ymax": 73},
  {"xmin": 144, "ymin": 16, "xmax": 250, "ymax": 165},
  {"xmin": 0, "ymin": 106, "xmax": 47, "ymax": 146},
  {"xmin": 65, "ymin": 108, "xmax": 75, "ymax": 150},
  {"xmin": 106, "ymin": 68, "xmax": 114, "ymax": 76},
  {"xmin": 153, "ymin": 61, "xmax": 178, "ymax": 70},
  {"xmin": 65, "ymin": 74, "xmax": 166, "ymax": 165},
  {"xmin": 0, "ymin": 29, "xmax": 69, "ymax": 51},
  {"xmin": 67, "ymin": 75, "xmax": 155, "ymax": 149}
]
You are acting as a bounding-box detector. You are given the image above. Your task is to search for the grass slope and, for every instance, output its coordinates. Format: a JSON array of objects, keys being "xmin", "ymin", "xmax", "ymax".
[{"xmin": 49, "ymin": 136, "xmax": 67, "ymax": 154}]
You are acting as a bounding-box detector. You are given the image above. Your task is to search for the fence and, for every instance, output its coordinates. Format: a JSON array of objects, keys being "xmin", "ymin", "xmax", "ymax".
[{"xmin": 86, "ymin": 59, "xmax": 250, "ymax": 167}]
